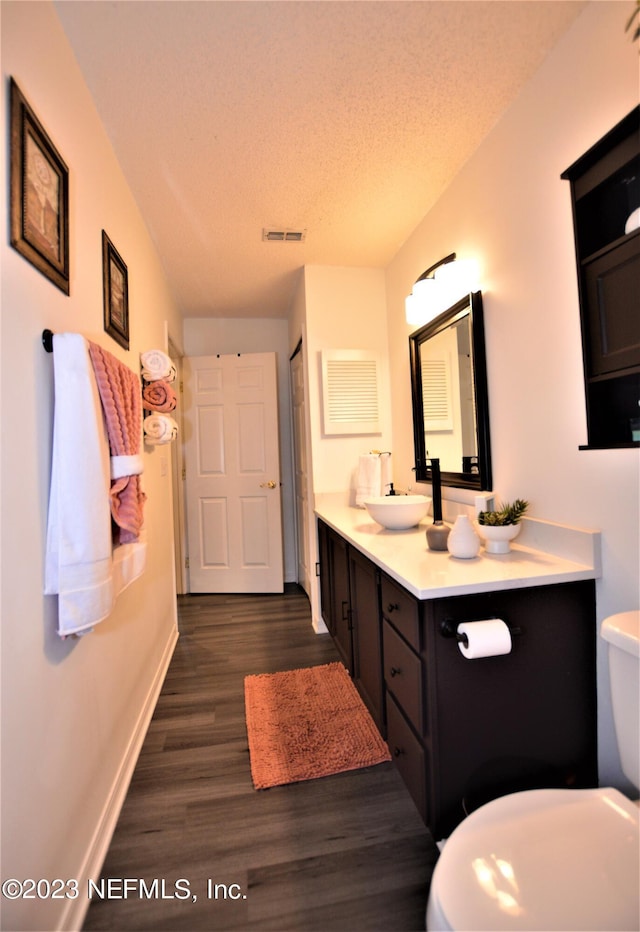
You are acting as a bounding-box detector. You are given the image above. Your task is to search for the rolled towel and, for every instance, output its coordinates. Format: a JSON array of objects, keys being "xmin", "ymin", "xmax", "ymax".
[
  {"xmin": 144, "ymin": 413, "xmax": 178, "ymax": 445},
  {"xmin": 142, "ymin": 379, "xmax": 177, "ymax": 413},
  {"xmin": 140, "ymin": 349, "xmax": 176, "ymax": 383}
]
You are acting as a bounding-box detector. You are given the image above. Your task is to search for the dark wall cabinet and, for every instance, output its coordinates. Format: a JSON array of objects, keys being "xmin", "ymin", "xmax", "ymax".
[
  {"xmin": 562, "ymin": 106, "xmax": 640, "ymax": 449},
  {"xmin": 318, "ymin": 520, "xmax": 597, "ymax": 839}
]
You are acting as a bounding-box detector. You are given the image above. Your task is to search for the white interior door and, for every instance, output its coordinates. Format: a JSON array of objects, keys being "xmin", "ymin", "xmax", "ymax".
[
  {"xmin": 290, "ymin": 344, "xmax": 310, "ymax": 597},
  {"xmin": 168, "ymin": 339, "xmax": 187, "ymax": 595},
  {"xmin": 183, "ymin": 352, "xmax": 283, "ymax": 593}
]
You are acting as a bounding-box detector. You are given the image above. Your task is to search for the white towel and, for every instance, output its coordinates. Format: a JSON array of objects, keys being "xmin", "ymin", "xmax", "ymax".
[
  {"xmin": 110, "ymin": 453, "xmax": 144, "ymax": 481},
  {"xmin": 358, "ymin": 454, "xmax": 380, "ymax": 505},
  {"xmin": 140, "ymin": 349, "xmax": 176, "ymax": 383},
  {"xmin": 144, "ymin": 413, "xmax": 178, "ymax": 445},
  {"xmin": 45, "ymin": 333, "xmax": 146, "ymax": 636},
  {"xmin": 356, "ymin": 453, "xmax": 392, "ymax": 506}
]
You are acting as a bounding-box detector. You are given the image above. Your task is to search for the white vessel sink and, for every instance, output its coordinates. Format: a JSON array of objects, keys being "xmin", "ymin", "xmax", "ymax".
[{"xmin": 364, "ymin": 495, "xmax": 431, "ymax": 530}]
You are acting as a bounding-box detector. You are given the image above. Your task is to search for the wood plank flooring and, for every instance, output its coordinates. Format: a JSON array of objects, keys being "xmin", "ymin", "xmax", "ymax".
[{"xmin": 83, "ymin": 588, "xmax": 438, "ymax": 931}]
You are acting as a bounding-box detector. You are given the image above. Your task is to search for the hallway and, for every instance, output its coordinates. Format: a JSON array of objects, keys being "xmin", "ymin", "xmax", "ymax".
[{"xmin": 82, "ymin": 588, "xmax": 437, "ymax": 931}]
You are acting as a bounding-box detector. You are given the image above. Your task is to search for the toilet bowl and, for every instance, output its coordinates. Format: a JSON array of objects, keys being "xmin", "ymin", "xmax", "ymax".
[
  {"xmin": 426, "ymin": 787, "xmax": 639, "ymax": 931},
  {"xmin": 426, "ymin": 611, "xmax": 640, "ymax": 931}
]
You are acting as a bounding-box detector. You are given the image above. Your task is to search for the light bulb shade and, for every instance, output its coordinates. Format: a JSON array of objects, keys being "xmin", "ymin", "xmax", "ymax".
[
  {"xmin": 413, "ymin": 276, "xmax": 439, "ymax": 303},
  {"xmin": 405, "ymin": 292, "xmax": 423, "ymax": 326},
  {"xmin": 406, "ymin": 257, "xmax": 480, "ymax": 327},
  {"xmin": 434, "ymin": 257, "xmax": 479, "ymax": 305},
  {"xmin": 406, "ymin": 277, "xmax": 441, "ymax": 326}
]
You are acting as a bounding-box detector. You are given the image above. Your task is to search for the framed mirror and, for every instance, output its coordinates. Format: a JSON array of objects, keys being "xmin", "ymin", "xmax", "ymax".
[{"xmin": 409, "ymin": 290, "xmax": 492, "ymax": 490}]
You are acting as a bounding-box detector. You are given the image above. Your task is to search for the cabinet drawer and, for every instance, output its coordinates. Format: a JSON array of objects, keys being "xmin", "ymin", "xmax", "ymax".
[
  {"xmin": 383, "ymin": 621, "xmax": 424, "ymax": 735},
  {"xmin": 386, "ymin": 693, "xmax": 426, "ymax": 821},
  {"xmin": 380, "ymin": 574, "xmax": 420, "ymax": 650}
]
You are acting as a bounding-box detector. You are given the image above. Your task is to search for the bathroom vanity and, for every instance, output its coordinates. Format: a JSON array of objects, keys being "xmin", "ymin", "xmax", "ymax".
[{"xmin": 316, "ymin": 500, "xmax": 600, "ymax": 838}]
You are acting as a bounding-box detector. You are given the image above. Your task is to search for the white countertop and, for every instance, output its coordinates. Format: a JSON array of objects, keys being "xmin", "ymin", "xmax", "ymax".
[{"xmin": 315, "ymin": 496, "xmax": 601, "ymax": 600}]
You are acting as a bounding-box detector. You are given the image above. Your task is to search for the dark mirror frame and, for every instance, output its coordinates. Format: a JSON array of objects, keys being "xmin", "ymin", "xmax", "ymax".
[{"xmin": 409, "ymin": 290, "xmax": 492, "ymax": 491}]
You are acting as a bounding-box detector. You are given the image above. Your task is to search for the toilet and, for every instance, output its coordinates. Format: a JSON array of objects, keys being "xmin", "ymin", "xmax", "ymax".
[{"xmin": 426, "ymin": 610, "xmax": 640, "ymax": 932}]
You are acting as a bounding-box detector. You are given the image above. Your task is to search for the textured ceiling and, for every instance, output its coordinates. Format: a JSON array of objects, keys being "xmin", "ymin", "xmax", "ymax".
[{"xmin": 55, "ymin": 1, "xmax": 585, "ymax": 319}]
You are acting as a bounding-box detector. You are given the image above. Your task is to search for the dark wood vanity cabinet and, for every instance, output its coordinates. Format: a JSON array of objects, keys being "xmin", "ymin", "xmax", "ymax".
[
  {"xmin": 385, "ymin": 575, "xmax": 598, "ymax": 838},
  {"xmin": 318, "ymin": 520, "xmax": 598, "ymax": 840},
  {"xmin": 317, "ymin": 520, "xmax": 384, "ymax": 730},
  {"xmin": 562, "ymin": 106, "xmax": 640, "ymax": 449},
  {"xmin": 425, "ymin": 580, "xmax": 597, "ymax": 837}
]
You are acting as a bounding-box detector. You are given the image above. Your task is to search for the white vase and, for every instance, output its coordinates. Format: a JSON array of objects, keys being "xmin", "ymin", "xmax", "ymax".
[
  {"xmin": 475, "ymin": 522, "xmax": 522, "ymax": 554},
  {"xmin": 447, "ymin": 515, "xmax": 480, "ymax": 559}
]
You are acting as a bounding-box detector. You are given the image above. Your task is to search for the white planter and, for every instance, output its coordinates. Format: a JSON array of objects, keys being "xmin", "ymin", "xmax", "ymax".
[{"xmin": 475, "ymin": 522, "xmax": 522, "ymax": 554}]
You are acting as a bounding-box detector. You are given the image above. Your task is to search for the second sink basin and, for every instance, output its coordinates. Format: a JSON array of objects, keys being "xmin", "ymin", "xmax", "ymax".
[{"xmin": 364, "ymin": 495, "xmax": 431, "ymax": 530}]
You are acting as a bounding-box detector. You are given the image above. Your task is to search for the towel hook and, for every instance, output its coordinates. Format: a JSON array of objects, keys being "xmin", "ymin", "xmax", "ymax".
[{"xmin": 42, "ymin": 329, "xmax": 54, "ymax": 353}]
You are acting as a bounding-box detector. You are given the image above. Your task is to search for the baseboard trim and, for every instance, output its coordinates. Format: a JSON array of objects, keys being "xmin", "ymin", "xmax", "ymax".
[
  {"xmin": 312, "ymin": 615, "xmax": 329, "ymax": 634},
  {"xmin": 58, "ymin": 626, "xmax": 179, "ymax": 932}
]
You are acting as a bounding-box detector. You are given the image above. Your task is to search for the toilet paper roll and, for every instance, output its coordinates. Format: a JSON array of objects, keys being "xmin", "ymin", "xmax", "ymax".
[{"xmin": 457, "ymin": 619, "xmax": 512, "ymax": 659}]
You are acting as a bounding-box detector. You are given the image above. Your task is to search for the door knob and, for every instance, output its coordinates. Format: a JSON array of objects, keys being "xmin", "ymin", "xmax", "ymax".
[{"xmin": 260, "ymin": 480, "xmax": 277, "ymax": 489}]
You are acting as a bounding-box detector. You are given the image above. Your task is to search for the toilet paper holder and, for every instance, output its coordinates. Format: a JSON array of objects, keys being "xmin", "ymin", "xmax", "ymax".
[{"xmin": 440, "ymin": 617, "xmax": 521, "ymax": 648}]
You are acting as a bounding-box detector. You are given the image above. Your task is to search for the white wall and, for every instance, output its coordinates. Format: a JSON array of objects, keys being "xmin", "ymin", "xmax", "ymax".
[
  {"xmin": 302, "ymin": 265, "xmax": 394, "ymax": 494},
  {"xmin": 290, "ymin": 265, "xmax": 393, "ymax": 627},
  {"xmin": 183, "ymin": 317, "xmax": 296, "ymax": 583},
  {"xmin": 385, "ymin": 0, "xmax": 638, "ymax": 789},
  {"xmin": 1, "ymin": 4, "xmax": 183, "ymax": 929}
]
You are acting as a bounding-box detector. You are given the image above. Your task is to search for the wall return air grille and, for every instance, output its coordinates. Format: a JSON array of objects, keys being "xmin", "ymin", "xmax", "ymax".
[{"xmin": 321, "ymin": 350, "xmax": 381, "ymax": 436}]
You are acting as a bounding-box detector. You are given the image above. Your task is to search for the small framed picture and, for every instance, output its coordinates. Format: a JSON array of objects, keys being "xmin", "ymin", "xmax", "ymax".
[
  {"xmin": 102, "ymin": 231, "xmax": 129, "ymax": 350},
  {"xmin": 9, "ymin": 78, "xmax": 70, "ymax": 294}
]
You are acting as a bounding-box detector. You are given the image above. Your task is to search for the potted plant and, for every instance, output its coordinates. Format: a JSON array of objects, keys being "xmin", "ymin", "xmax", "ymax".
[{"xmin": 476, "ymin": 499, "xmax": 529, "ymax": 553}]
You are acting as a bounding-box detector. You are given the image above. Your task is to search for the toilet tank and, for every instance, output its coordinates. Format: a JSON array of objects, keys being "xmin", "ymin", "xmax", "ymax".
[{"xmin": 601, "ymin": 611, "xmax": 640, "ymax": 790}]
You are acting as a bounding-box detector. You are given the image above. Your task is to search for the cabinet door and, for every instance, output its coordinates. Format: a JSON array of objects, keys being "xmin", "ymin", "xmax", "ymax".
[
  {"xmin": 329, "ymin": 529, "xmax": 353, "ymax": 673},
  {"xmin": 583, "ymin": 233, "xmax": 640, "ymax": 377},
  {"xmin": 350, "ymin": 547, "xmax": 383, "ymax": 731},
  {"xmin": 317, "ymin": 520, "xmax": 333, "ymax": 633}
]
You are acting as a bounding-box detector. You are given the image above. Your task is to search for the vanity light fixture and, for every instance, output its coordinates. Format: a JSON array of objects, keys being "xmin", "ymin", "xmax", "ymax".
[{"xmin": 406, "ymin": 254, "xmax": 480, "ymax": 326}]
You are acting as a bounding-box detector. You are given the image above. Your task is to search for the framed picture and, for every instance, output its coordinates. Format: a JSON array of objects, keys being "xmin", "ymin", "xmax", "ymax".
[
  {"xmin": 9, "ymin": 78, "xmax": 70, "ymax": 294},
  {"xmin": 102, "ymin": 231, "xmax": 129, "ymax": 350}
]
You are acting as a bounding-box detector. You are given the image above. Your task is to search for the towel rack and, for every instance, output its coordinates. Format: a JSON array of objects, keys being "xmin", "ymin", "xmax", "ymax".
[
  {"xmin": 42, "ymin": 329, "xmax": 54, "ymax": 352},
  {"xmin": 369, "ymin": 450, "xmax": 391, "ymax": 456}
]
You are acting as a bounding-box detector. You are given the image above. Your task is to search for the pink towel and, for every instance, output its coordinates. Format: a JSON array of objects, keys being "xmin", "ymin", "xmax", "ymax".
[
  {"xmin": 88, "ymin": 341, "xmax": 146, "ymax": 543},
  {"xmin": 142, "ymin": 379, "xmax": 177, "ymax": 413}
]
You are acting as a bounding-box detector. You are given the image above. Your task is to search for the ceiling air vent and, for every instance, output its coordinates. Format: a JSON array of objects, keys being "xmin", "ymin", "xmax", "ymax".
[{"xmin": 262, "ymin": 228, "xmax": 306, "ymax": 243}]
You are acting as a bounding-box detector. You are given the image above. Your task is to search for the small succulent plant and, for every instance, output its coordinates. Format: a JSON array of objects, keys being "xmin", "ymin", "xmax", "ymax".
[{"xmin": 478, "ymin": 499, "xmax": 529, "ymax": 526}]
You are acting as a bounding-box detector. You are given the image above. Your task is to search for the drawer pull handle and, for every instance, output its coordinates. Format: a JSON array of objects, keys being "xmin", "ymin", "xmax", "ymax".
[
  {"xmin": 389, "ymin": 666, "xmax": 402, "ymax": 677},
  {"xmin": 393, "ymin": 746, "xmax": 404, "ymax": 758},
  {"xmin": 387, "ymin": 602, "xmax": 400, "ymax": 613}
]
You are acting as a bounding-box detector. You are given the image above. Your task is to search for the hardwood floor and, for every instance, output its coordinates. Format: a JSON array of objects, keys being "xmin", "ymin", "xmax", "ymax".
[{"xmin": 83, "ymin": 588, "xmax": 438, "ymax": 931}]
